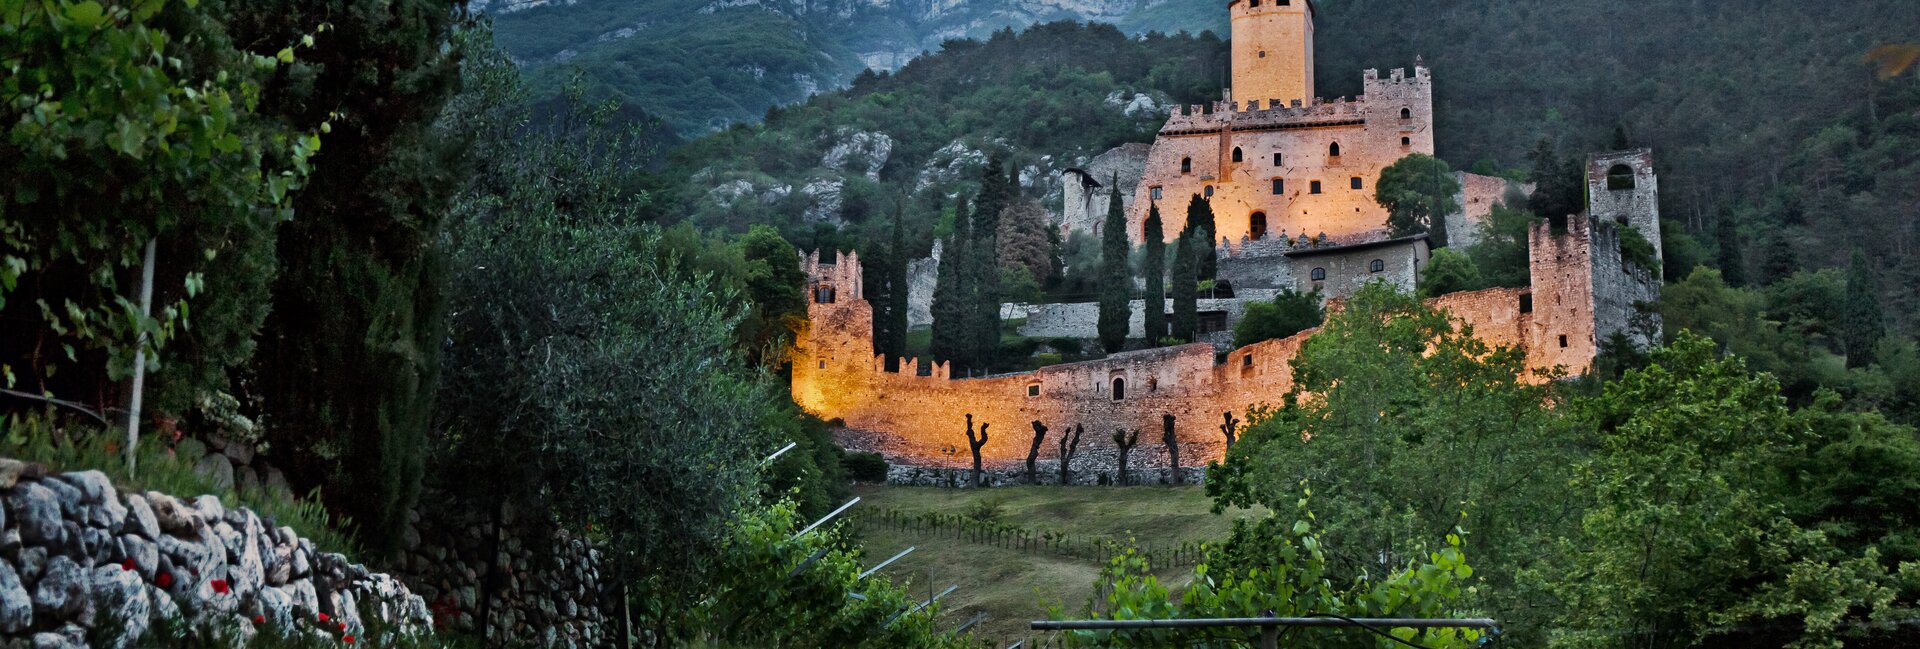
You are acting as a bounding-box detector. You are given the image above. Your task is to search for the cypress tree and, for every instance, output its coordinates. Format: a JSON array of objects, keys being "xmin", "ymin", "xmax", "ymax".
[
  {"xmin": 1182, "ymin": 194, "xmax": 1218, "ymax": 280},
  {"xmin": 930, "ymin": 199, "xmax": 971, "ymax": 366},
  {"xmin": 1097, "ymin": 178, "xmax": 1133, "ymax": 353},
  {"xmin": 885, "ymin": 202, "xmax": 911, "ymax": 364},
  {"xmin": 1142, "ymin": 203, "xmax": 1167, "ymax": 345},
  {"xmin": 969, "ymin": 157, "xmax": 1011, "ymax": 372},
  {"xmin": 1841, "ymin": 250, "xmax": 1884, "ymax": 368},
  {"xmin": 1171, "ymin": 231, "xmax": 1199, "ymax": 342}
]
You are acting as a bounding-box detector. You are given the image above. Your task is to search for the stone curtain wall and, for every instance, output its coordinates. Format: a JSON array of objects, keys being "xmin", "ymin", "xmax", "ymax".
[
  {"xmin": 389, "ymin": 497, "xmax": 610, "ymax": 649},
  {"xmin": 0, "ymin": 459, "xmax": 430, "ymax": 648}
]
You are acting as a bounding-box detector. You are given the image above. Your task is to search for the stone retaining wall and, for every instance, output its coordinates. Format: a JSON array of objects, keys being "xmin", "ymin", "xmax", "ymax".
[
  {"xmin": 0, "ymin": 458, "xmax": 430, "ymax": 648},
  {"xmin": 390, "ymin": 497, "xmax": 611, "ymax": 648}
]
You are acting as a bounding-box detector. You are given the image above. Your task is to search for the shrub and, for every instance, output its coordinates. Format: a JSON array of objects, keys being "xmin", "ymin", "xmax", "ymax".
[{"xmin": 842, "ymin": 452, "xmax": 889, "ymax": 482}]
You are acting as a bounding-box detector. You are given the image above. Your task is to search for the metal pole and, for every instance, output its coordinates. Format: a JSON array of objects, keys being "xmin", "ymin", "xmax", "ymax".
[
  {"xmin": 792, "ymin": 497, "xmax": 860, "ymax": 539},
  {"xmin": 1259, "ymin": 623, "xmax": 1277, "ymax": 649},
  {"xmin": 125, "ymin": 238, "xmax": 156, "ymax": 478}
]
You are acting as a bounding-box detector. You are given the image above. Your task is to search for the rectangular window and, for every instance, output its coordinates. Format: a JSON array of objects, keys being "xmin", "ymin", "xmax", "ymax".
[
  {"xmin": 1351, "ymin": 177, "xmax": 1363, "ymax": 190},
  {"xmin": 1204, "ymin": 185, "xmax": 1214, "ymax": 197},
  {"xmin": 1271, "ymin": 178, "xmax": 1284, "ymax": 195},
  {"xmin": 1026, "ymin": 384, "xmax": 1040, "ymax": 397},
  {"xmin": 1150, "ymin": 186, "xmax": 1163, "ymax": 200},
  {"xmin": 1558, "ymin": 335, "xmax": 1569, "ymax": 348},
  {"xmin": 1272, "ymin": 152, "xmax": 1283, "ymax": 166},
  {"xmin": 1309, "ymin": 180, "xmax": 1322, "ymax": 194}
]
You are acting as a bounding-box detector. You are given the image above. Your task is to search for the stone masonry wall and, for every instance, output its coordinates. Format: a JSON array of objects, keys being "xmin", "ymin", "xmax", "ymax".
[
  {"xmin": 389, "ymin": 497, "xmax": 609, "ymax": 649},
  {"xmin": 0, "ymin": 458, "xmax": 431, "ymax": 648}
]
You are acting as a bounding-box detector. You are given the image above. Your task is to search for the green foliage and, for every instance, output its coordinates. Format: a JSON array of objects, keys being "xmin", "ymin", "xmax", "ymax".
[
  {"xmin": 685, "ymin": 500, "xmax": 974, "ymax": 648},
  {"xmin": 1618, "ymin": 225, "xmax": 1659, "ymax": 275},
  {"xmin": 1376, "ymin": 154, "xmax": 1461, "ymax": 247},
  {"xmin": 239, "ymin": 0, "xmax": 465, "ymax": 554},
  {"xmin": 1097, "ymin": 181, "xmax": 1133, "ymax": 354},
  {"xmin": 0, "ymin": 0, "xmax": 319, "ymax": 404},
  {"xmin": 842, "ymin": 451, "xmax": 890, "ymax": 483},
  {"xmin": 1230, "ymin": 288, "xmax": 1322, "ymax": 348},
  {"xmin": 1463, "ymin": 200, "xmax": 1534, "ymax": 289},
  {"xmin": 1417, "ymin": 248, "xmax": 1486, "ymax": 297},
  {"xmin": 1169, "ymin": 231, "xmax": 1198, "ymax": 343},
  {"xmin": 1542, "ymin": 333, "xmax": 1920, "ymax": 648},
  {"xmin": 1525, "ymin": 139, "xmax": 1583, "ymax": 221},
  {"xmin": 1840, "ymin": 250, "xmax": 1885, "ymax": 368},
  {"xmin": 1055, "ymin": 493, "xmax": 1485, "ymax": 648},
  {"xmin": 1182, "ymin": 194, "xmax": 1218, "ymax": 281},
  {"xmin": 1141, "ymin": 204, "xmax": 1168, "ymax": 345}
]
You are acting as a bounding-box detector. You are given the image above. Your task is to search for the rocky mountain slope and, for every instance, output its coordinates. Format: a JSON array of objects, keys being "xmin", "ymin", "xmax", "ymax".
[{"xmin": 481, "ymin": 0, "xmax": 1225, "ymax": 135}]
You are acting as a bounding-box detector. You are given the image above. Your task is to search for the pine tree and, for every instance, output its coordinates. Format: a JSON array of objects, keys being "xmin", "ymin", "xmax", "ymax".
[
  {"xmin": 1182, "ymin": 194, "xmax": 1218, "ymax": 281},
  {"xmin": 1527, "ymin": 138, "xmax": 1582, "ymax": 220},
  {"xmin": 1097, "ymin": 178, "xmax": 1133, "ymax": 353},
  {"xmin": 1142, "ymin": 203, "xmax": 1168, "ymax": 345},
  {"xmin": 1171, "ymin": 231, "xmax": 1198, "ymax": 342},
  {"xmin": 1841, "ymin": 250, "xmax": 1884, "ymax": 368}
]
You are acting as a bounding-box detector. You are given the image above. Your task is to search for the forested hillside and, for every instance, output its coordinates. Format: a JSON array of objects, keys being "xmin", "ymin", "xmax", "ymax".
[{"xmin": 626, "ymin": 0, "xmax": 1919, "ymax": 333}]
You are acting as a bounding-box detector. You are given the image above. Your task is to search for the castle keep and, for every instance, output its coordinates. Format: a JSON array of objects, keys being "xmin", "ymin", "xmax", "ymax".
[{"xmin": 794, "ymin": 0, "xmax": 1665, "ymax": 476}]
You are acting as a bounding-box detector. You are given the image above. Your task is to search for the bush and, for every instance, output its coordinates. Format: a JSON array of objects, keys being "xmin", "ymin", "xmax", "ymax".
[
  {"xmin": 1230, "ymin": 288, "xmax": 1324, "ymax": 347},
  {"xmin": 843, "ymin": 452, "xmax": 889, "ymax": 482}
]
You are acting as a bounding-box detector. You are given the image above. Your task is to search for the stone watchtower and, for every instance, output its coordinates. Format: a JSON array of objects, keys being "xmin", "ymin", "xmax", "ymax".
[
  {"xmin": 1585, "ymin": 149, "xmax": 1661, "ymax": 264},
  {"xmin": 1229, "ymin": 0, "xmax": 1315, "ymax": 108}
]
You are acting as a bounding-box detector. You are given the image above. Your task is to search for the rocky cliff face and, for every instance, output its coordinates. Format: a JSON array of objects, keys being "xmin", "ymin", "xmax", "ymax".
[
  {"xmin": 489, "ymin": 0, "xmax": 1223, "ymax": 136},
  {"xmin": 0, "ymin": 459, "xmax": 431, "ymax": 647}
]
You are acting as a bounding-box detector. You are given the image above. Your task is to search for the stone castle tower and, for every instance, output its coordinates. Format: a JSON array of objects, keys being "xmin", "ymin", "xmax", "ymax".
[{"xmin": 1127, "ymin": 0, "xmax": 1442, "ymax": 248}]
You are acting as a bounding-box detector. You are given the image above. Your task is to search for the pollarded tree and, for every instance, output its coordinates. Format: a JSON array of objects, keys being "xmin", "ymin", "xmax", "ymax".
[
  {"xmin": 1142, "ymin": 203, "xmax": 1168, "ymax": 345},
  {"xmin": 1097, "ymin": 178, "xmax": 1133, "ymax": 353},
  {"xmin": 1057, "ymin": 424, "xmax": 1084, "ymax": 485},
  {"xmin": 1161, "ymin": 414, "xmax": 1182, "ymax": 485},
  {"xmin": 1112, "ymin": 428, "xmax": 1140, "ymax": 485},
  {"xmin": 1026, "ymin": 421, "xmax": 1049, "ymax": 485},
  {"xmin": 965, "ymin": 414, "xmax": 990, "ymax": 488},
  {"xmin": 1377, "ymin": 153, "xmax": 1461, "ymax": 248}
]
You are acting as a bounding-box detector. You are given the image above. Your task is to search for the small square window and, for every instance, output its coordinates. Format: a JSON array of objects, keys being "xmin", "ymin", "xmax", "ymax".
[
  {"xmin": 1309, "ymin": 181, "xmax": 1322, "ymax": 194},
  {"xmin": 1242, "ymin": 355, "xmax": 1253, "ymax": 367},
  {"xmin": 1026, "ymin": 384, "xmax": 1040, "ymax": 397},
  {"xmin": 1401, "ymin": 136, "xmax": 1411, "ymax": 147},
  {"xmin": 1351, "ymin": 177, "xmax": 1363, "ymax": 190},
  {"xmin": 1271, "ymin": 178, "xmax": 1284, "ymax": 195},
  {"xmin": 818, "ymin": 360, "xmax": 826, "ymax": 369},
  {"xmin": 1273, "ymin": 153, "xmax": 1283, "ymax": 166},
  {"xmin": 1150, "ymin": 186, "xmax": 1163, "ymax": 200},
  {"xmin": 1204, "ymin": 185, "xmax": 1214, "ymax": 197}
]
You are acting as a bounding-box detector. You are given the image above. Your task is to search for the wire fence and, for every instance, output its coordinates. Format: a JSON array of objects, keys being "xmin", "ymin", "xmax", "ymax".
[{"xmin": 854, "ymin": 506, "xmax": 1209, "ymax": 569}]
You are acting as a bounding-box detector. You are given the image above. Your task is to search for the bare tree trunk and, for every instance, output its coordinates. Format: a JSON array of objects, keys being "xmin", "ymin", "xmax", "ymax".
[
  {"xmin": 965, "ymin": 415, "xmax": 990, "ymax": 488},
  {"xmin": 125, "ymin": 238, "xmax": 156, "ymax": 477},
  {"xmin": 1025, "ymin": 421, "xmax": 1048, "ymax": 485},
  {"xmin": 1057, "ymin": 424, "xmax": 1083, "ymax": 486},
  {"xmin": 1220, "ymin": 410, "xmax": 1240, "ymax": 449},
  {"xmin": 1163, "ymin": 414, "xmax": 1183, "ymax": 485},
  {"xmin": 1112, "ymin": 428, "xmax": 1139, "ymax": 485}
]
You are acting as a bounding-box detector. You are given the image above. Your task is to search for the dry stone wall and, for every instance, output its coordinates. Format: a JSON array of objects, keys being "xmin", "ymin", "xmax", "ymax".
[
  {"xmin": 0, "ymin": 459, "xmax": 430, "ymax": 648},
  {"xmin": 388, "ymin": 497, "xmax": 610, "ymax": 649}
]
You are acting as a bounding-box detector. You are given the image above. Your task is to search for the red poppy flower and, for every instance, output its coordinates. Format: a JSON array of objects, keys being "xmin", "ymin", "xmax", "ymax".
[
  {"xmin": 120, "ymin": 559, "xmax": 135, "ymax": 572},
  {"xmin": 156, "ymin": 573, "xmax": 174, "ymax": 587},
  {"xmin": 343, "ymin": 635, "xmax": 355, "ymax": 644},
  {"xmin": 254, "ymin": 614, "xmax": 265, "ymax": 624},
  {"xmin": 337, "ymin": 622, "xmax": 347, "ymax": 631},
  {"xmin": 211, "ymin": 579, "xmax": 230, "ymax": 594},
  {"xmin": 318, "ymin": 613, "xmax": 330, "ymax": 622}
]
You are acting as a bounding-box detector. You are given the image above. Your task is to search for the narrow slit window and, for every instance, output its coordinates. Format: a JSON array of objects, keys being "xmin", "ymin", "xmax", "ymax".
[{"xmin": 1271, "ymin": 178, "xmax": 1284, "ymax": 195}]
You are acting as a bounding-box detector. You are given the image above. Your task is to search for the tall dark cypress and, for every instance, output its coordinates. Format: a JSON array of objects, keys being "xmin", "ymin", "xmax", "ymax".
[
  {"xmin": 1183, "ymin": 194, "xmax": 1218, "ymax": 281},
  {"xmin": 1142, "ymin": 203, "xmax": 1167, "ymax": 345},
  {"xmin": 884, "ymin": 202, "xmax": 911, "ymax": 365},
  {"xmin": 929, "ymin": 199, "xmax": 972, "ymax": 366},
  {"xmin": 1841, "ymin": 250, "xmax": 1884, "ymax": 368},
  {"xmin": 1714, "ymin": 207, "xmax": 1747, "ymax": 287},
  {"xmin": 1171, "ymin": 231, "xmax": 1198, "ymax": 342},
  {"xmin": 1097, "ymin": 178, "xmax": 1133, "ymax": 353},
  {"xmin": 968, "ymin": 155, "xmax": 1012, "ymax": 371}
]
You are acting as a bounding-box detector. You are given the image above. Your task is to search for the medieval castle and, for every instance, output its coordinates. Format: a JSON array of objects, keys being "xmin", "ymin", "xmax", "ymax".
[{"xmin": 794, "ymin": 0, "xmax": 1663, "ymax": 478}]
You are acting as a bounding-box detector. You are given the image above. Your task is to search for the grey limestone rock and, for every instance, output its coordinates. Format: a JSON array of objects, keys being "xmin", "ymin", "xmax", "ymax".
[
  {"xmin": 0, "ymin": 560, "xmax": 32, "ymax": 633},
  {"xmin": 143, "ymin": 493, "xmax": 198, "ymax": 536},
  {"xmin": 191, "ymin": 454, "xmax": 233, "ymax": 491},
  {"xmin": 18, "ymin": 547, "xmax": 46, "ymax": 587},
  {"xmin": 120, "ymin": 493, "xmax": 159, "ymax": 540},
  {"xmin": 117, "ymin": 535, "xmax": 158, "ymax": 578},
  {"xmin": 8, "ymin": 483, "xmax": 64, "ymax": 547},
  {"xmin": 87, "ymin": 564, "xmax": 150, "ymax": 649},
  {"xmin": 31, "ymin": 556, "xmax": 88, "ymax": 623}
]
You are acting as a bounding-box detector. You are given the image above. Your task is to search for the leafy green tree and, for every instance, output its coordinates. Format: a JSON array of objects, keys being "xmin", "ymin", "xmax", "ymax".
[
  {"xmin": 1142, "ymin": 203, "xmax": 1168, "ymax": 344},
  {"xmin": 1840, "ymin": 250, "xmax": 1884, "ymax": 368},
  {"xmin": 735, "ymin": 225, "xmax": 809, "ymax": 367},
  {"xmin": 1463, "ymin": 199, "xmax": 1534, "ymax": 288},
  {"xmin": 1230, "ymin": 288, "xmax": 1323, "ymax": 347},
  {"xmin": 1418, "ymin": 248, "xmax": 1486, "ymax": 296},
  {"xmin": 1055, "ymin": 492, "xmax": 1486, "ymax": 648},
  {"xmin": 1208, "ymin": 282, "xmax": 1578, "ymax": 640},
  {"xmin": 1170, "ymin": 231, "xmax": 1199, "ymax": 342},
  {"xmin": 1181, "ymin": 194, "xmax": 1218, "ymax": 281},
  {"xmin": 239, "ymin": 0, "xmax": 466, "ymax": 552},
  {"xmin": 1097, "ymin": 180, "xmax": 1133, "ymax": 353},
  {"xmin": 1377, "ymin": 153, "xmax": 1462, "ymax": 247},
  {"xmin": 1, "ymin": 0, "xmax": 319, "ymax": 410}
]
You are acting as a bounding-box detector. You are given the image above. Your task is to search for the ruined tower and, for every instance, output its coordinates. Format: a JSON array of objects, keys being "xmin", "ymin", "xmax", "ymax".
[{"xmin": 1229, "ymin": 0, "xmax": 1315, "ymax": 109}]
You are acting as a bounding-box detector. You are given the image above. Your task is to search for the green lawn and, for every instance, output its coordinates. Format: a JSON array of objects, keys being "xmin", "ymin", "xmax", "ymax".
[{"xmin": 848, "ymin": 485, "xmax": 1264, "ymax": 646}]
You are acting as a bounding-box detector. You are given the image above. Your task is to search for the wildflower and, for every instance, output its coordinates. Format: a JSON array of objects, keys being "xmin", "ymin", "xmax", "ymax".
[
  {"xmin": 156, "ymin": 572, "xmax": 174, "ymax": 587},
  {"xmin": 343, "ymin": 635, "xmax": 355, "ymax": 644},
  {"xmin": 211, "ymin": 579, "xmax": 230, "ymax": 594},
  {"xmin": 120, "ymin": 559, "xmax": 135, "ymax": 572},
  {"xmin": 319, "ymin": 613, "xmax": 330, "ymax": 622},
  {"xmin": 254, "ymin": 614, "xmax": 266, "ymax": 624},
  {"xmin": 337, "ymin": 622, "xmax": 347, "ymax": 632}
]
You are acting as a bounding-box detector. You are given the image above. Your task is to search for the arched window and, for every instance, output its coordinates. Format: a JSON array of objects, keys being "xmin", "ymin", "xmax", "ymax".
[
  {"xmin": 1369, "ymin": 259, "xmax": 1385, "ymax": 273},
  {"xmin": 1328, "ymin": 142, "xmax": 1341, "ymax": 158},
  {"xmin": 1204, "ymin": 185, "xmax": 1214, "ymax": 197},
  {"xmin": 1181, "ymin": 157, "xmax": 1192, "ymax": 174},
  {"xmin": 1231, "ymin": 147, "xmax": 1243, "ymax": 162},
  {"xmin": 1111, "ymin": 377, "xmax": 1126, "ymax": 401},
  {"xmin": 814, "ymin": 286, "xmax": 836, "ymax": 303},
  {"xmin": 1400, "ymin": 107, "xmax": 1412, "ymax": 119},
  {"xmin": 1310, "ymin": 267, "xmax": 1327, "ymax": 281},
  {"xmin": 1271, "ymin": 178, "xmax": 1284, "ymax": 195},
  {"xmin": 1607, "ymin": 163, "xmax": 1636, "ymax": 190},
  {"xmin": 1401, "ymin": 136, "xmax": 1411, "ymax": 147},
  {"xmin": 1250, "ymin": 212, "xmax": 1268, "ymax": 240},
  {"xmin": 1273, "ymin": 152, "xmax": 1283, "ymax": 166}
]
